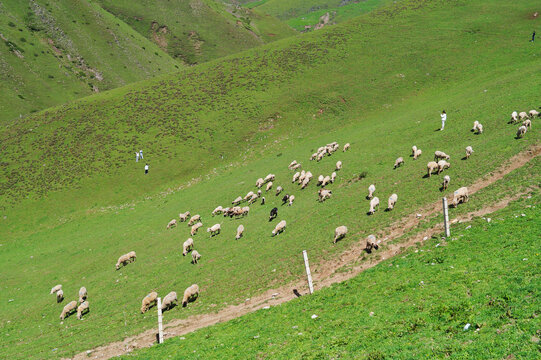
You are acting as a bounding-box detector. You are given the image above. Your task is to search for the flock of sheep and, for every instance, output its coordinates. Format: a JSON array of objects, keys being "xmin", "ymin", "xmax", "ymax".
[{"xmin": 48, "ymin": 108, "xmax": 535, "ymax": 324}]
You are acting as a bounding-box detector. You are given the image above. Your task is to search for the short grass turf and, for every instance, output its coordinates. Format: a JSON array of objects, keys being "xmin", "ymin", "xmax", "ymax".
[{"xmin": 0, "ymin": 0, "xmax": 540, "ymax": 359}]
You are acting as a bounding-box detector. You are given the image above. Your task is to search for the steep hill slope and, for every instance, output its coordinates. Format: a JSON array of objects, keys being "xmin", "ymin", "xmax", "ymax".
[
  {"xmin": 0, "ymin": 0, "xmax": 179, "ymax": 122},
  {"xmin": 0, "ymin": 0, "xmax": 540, "ymax": 359}
]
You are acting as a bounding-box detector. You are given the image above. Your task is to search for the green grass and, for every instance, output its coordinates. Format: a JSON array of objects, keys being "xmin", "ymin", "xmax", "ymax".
[
  {"xmin": 123, "ymin": 189, "xmax": 541, "ymax": 359},
  {"xmin": 1, "ymin": 0, "xmax": 540, "ymax": 359}
]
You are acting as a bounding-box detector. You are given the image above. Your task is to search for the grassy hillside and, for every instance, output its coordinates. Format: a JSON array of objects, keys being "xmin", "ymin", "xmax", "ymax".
[
  {"xmin": 124, "ymin": 191, "xmax": 541, "ymax": 359},
  {"xmin": 95, "ymin": 0, "xmax": 295, "ymax": 64},
  {"xmin": 0, "ymin": 0, "xmax": 540, "ymax": 359},
  {"xmin": 0, "ymin": 0, "xmax": 179, "ymax": 122}
]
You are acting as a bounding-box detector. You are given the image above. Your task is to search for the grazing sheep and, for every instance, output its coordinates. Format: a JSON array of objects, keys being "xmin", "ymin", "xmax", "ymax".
[
  {"xmin": 161, "ymin": 291, "xmax": 177, "ymax": 311},
  {"xmin": 50, "ymin": 284, "xmax": 62, "ymax": 295},
  {"xmin": 56, "ymin": 289, "xmax": 64, "ymax": 303},
  {"xmin": 336, "ymin": 161, "xmax": 342, "ymax": 171},
  {"xmin": 317, "ymin": 175, "xmax": 324, "ymax": 186},
  {"xmin": 298, "ymin": 170, "xmax": 307, "ymax": 184},
  {"xmin": 256, "ymin": 178, "xmax": 264, "ymax": 188},
  {"xmin": 248, "ymin": 194, "xmax": 259, "ymax": 204},
  {"xmin": 266, "ymin": 181, "xmax": 273, "ymax": 192},
  {"xmin": 191, "ymin": 250, "xmax": 201, "ymax": 264},
  {"xmin": 264, "ymin": 174, "xmax": 275, "ymax": 183},
  {"xmin": 166, "ymin": 219, "xmax": 177, "ymax": 229},
  {"xmin": 141, "ymin": 291, "xmax": 158, "ymax": 313},
  {"xmin": 528, "ymin": 109, "xmax": 539, "ymax": 118},
  {"xmin": 241, "ymin": 206, "xmax": 250, "ymax": 217},
  {"xmin": 179, "ymin": 211, "xmax": 190, "ymax": 222},
  {"xmin": 519, "ymin": 111, "xmax": 528, "ymax": 120},
  {"xmin": 232, "ymin": 196, "xmax": 243, "ymax": 205},
  {"xmin": 282, "ymin": 194, "xmax": 290, "ymax": 205},
  {"xmin": 116, "ymin": 251, "xmax": 136, "ymax": 270},
  {"xmin": 343, "ymin": 143, "xmax": 350, "ymax": 152},
  {"xmin": 522, "ymin": 119, "xmax": 532, "ymax": 129},
  {"xmin": 321, "ymin": 175, "xmax": 331, "ymax": 187},
  {"xmin": 442, "ymin": 175, "xmax": 450, "ymax": 190},
  {"xmin": 476, "ymin": 123, "xmax": 483, "ymax": 134},
  {"xmin": 288, "ymin": 160, "xmax": 298, "ymax": 169},
  {"xmin": 271, "ymin": 220, "xmax": 287, "ymax": 236},
  {"xmin": 292, "ymin": 172, "xmax": 301, "ymax": 183},
  {"xmin": 301, "ymin": 176, "xmax": 311, "ymax": 189},
  {"xmin": 434, "ymin": 151, "xmax": 450, "ymax": 161},
  {"xmin": 510, "ymin": 111, "xmax": 518, "ymax": 123},
  {"xmin": 452, "ymin": 187, "xmax": 469, "ymax": 207},
  {"xmin": 333, "ymin": 226, "xmax": 348, "ymax": 244},
  {"xmin": 288, "ymin": 195, "xmax": 295, "ymax": 206},
  {"xmin": 413, "ymin": 149, "xmax": 422, "ymax": 160},
  {"xmin": 276, "ymin": 186, "xmax": 283, "ymax": 196},
  {"xmin": 365, "ymin": 234, "xmax": 379, "ymax": 253},
  {"xmin": 367, "ymin": 184, "xmax": 376, "ymax": 199},
  {"xmin": 78, "ymin": 287, "xmax": 87, "ymax": 303},
  {"xmin": 191, "ymin": 222, "xmax": 203, "ymax": 236},
  {"xmin": 261, "ymin": 197, "xmax": 266, "ymax": 205},
  {"xmin": 243, "ymin": 191, "xmax": 254, "ymax": 201},
  {"xmin": 269, "ymin": 207, "xmax": 278, "ymax": 221},
  {"xmin": 60, "ymin": 301, "xmax": 77, "ymax": 320},
  {"xmin": 387, "ymin": 194, "xmax": 398, "ymax": 211},
  {"xmin": 207, "ymin": 224, "xmax": 221, "ymax": 237},
  {"xmin": 182, "ymin": 284, "xmax": 199, "ymax": 307},
  {"xmin": 188, "ymin": 214, "xmax": 201, "ymax": 226},
  {"xmin": 212, "ymin": 206, "xmax": 224, "ymax": 216},
  {"xmin": 291, "ymin": 163, "xmax": 302, "ymax": 171},
  {"xmin": 437, "ymin": 160, "xmax": 451, "ymax": 174},
  {"xmin": 368, "ymin": 197, "xmax": 380, "ymax": 215},
  {"xmin": 182, "ymin": 238, "xmax": 194, "ymax": 256},
  {"xmin": 222, "ymin": 207, "xmax": 230, "ymax": 216},
  {"xmin": 393, "ymin": 157, "xmax": 404, "ymax": 169},
  {"xmin": 330, "ymin": 172, "xmax": 337, "ymax": 183},
  {"xmin": 317, "ymin": 153, "xmax": 324, "ymax": 161},
  {"xmin": 310, "ymin": 152, "xmax": 318, "ymax": 161},
  {"xmin": 516, "ymin": 125, "xmax": 527, "ymax": 138},
  {"xmin": 318, "ymin": 189, "xmax": 332, "ymax": 202},
  {"xmin": 427, "ymin": 161, "xmax": 438, "ymax": 177},
  {"xmin": 235, "ymin": 225, "xmax": 244, "ymax": 240},
  {"xmin": 77, "ymin": 301, "xmax": 89, "ymax": 320},
  {"xmin": 411, "ymin": 145, "xmax": 417, "ymax": 157},
  {"xmin": 465, "ymin": 146, "xmax": 474, "ymax": 159}
]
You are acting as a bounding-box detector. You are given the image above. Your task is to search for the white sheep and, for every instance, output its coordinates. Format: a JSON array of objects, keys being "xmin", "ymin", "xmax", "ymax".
[
  {"xmin": 256, "ymin": 178, "xmax": 264, "ymax": 188},
  {"xmin": 301, "ymin": 176, "xmax": 311, "ymax": 189},
  {"xmin": 437, "ymin": 160, "xmax": 450, "ymax": 174},
  {"xmin": 318, "ymin": 189, "xmax": 332, "ymax": 202},
  {"xmin": 528, "ymin": 109, "xmax": 539, "ymax": 118},
  {"xmin": 288, "ymin": 160, "xmax": 298, "ymax": 169},
  {"xmin": 235, "ymin": 225, "xmax": 244, "ymax": 240},
  {"xmin": 288, "ymin": 195, "xmax": 295, "ymax": 206},
  {"xmin": 367, "ymin": 184, "xmax": 376, "ymax": 199},
  {"xmin": 116, "ymin": 251, "xmax": 136, "ymax": 270},
  {"xmin": 510, "ymin": 111, "xmax": 518, "ymax": 123},
  {"xmin": 292, "ymin": 172, "xmax": 301, "ymax": 183},
  {"xmin": 387, "ymin": 193, "xmax": 398, "ymax": 211},
  {"xmin": 335, "ymin": 161, "xmax": 342, "ymax": 171},
  {"xmin": 298, "ymin": 170, "xmax": 307, "ymax": 184},
  {"xmin": 248, "ymin": 193, "xmax": 259, "ymax": 204},
  {"xmin": 476, "ymin": 123, "xmax": 483, "ymax": 134},
  {"xmin": 261, "ymin": 197, "xmax": 266, "ymax": 205},
  {"xmin": 241, "ymin": 206, "xmax": 250, "ymax": 217},
  {"xmin": 321, "ymin": 175, "xmax": 331, "ymax": 187},
  {"xmin": 232, "ymin": 196, "xmax": 243, "ymax": 205},
  {"xmin": 434, "ymin": 151, "xmax": 450, "ymax": 161},
  {"xmin": 56, "ymin": 289, "xmax": 64, "ymax": 303},
  {"xmin": 276, "ymin": 186, "xmax": 283, "ymax": 196},
  {"xmin": 452, "ymin": 187, "xmax": 469, "ymax": 207},
  {"xmin": 291, "ymin": 163, "xmax": 302, "ymax": 171},
  {"xmin": 161, "ymin": 291, "xmax": 177, "ymax": 311},
  {"xmin": 166, "ymin": 219, "xmax": 177, "ymax": 229},
  {"xmin": 191, "ymin": 250, "xmax": 201, "ymax": 264},
  {"xmin": 522, "ymin": 119, "xmax": 532, "ymax": 129},
  {"xmin": 188, "ymin": 214, "xmax": 201, "ymax": 226},
  {"xmin": 368, "ymin": 197, "xmax": 380, "ymax": 215},
  {"xmin": 243, "ymin": 191, "xmax": 254, "ymax": 201},
  {"xmin": 78, "ymin": 287, "xmax": 87, "ymax": 303},
  {"xmin": 182, "ymin": 238, "xmax": 194, "ymax": 256},
  {"xmin": 427, "ymin": 161, "xmax": 438, "ymax": 177},
  {"xmin": 50, "ymin": 284, "xmax": 62, "ymax": 295},
  {"xmin": 472, "ymin": 120, "xmax": 479, "ymax": 132},
  {"xmin": 317, "ymin": 152, "xmax": 324, "ymax": 162},
  {"xmin": 330, "ymin": 172, "xmax": 337, "ymax": 183},
  {"xmin": 333, "ymin": 226, "xmax": 347, "ymax": 244},
  {"xmin": 179, "ymin": 211, "xmax": 190, "ymax": 222},
  {"xmin": 182, "ymin": 284, "xmax": 199, "ymax": 307},
  {"xmin": 310, "ymin": 152, "xmax": 318, "ymax": 161},
  {"xmin": 60, "ymin": 301, "xmax": 77, "ymax": 320},
  {"xmin": 365, "ymin": 234, "xmax": 379, "ymax": 253},
  {"xmin": 465, "ymin": 146, "xmax": 474, "ymax": 159},
  {"xmin": 516, "ymin": 125, "xmax": 527, "ymax": 138},
  {"xmin": 271, "ymin": 220, "xmax": 287, "ymax": 236},
  {"xmin": 191, "ymin": 222, "xmax": 203, "ymax": 236},
  {"xmin": 141, "ymin": 291, "xmax": 158, "ymax": 313},
  {"xmin": 317, "ymin": 175, "xmax": 324, "ymax": 186},
  {"xmin": 212, "ymin": 206, "xmax": 224, "ymax": 216},
  {"xmin": 264, "ymin": 174, "xmax": 275, "ymax": 183},
  {"xmin": 411, "ymin": 145, "xmax": 417, "ymax": 157},
  {"xmin": 343, "ymin": 143, "xmax": 350, "ymax": 152},
  {"xmin": 393, "ymin": 157, "xmax": 404, "ymax": 169},
  {"xmin": 207, "ymin": 224, "xmax": 221, "ymax": 236},
  {"xmin": 519, "ymin": 111, "xmax": 528, "ymax": 120},
  {"xmin": 442, "ymin": 175, "xmax": 450, "ymax": 190},
  {"xmin": 413, "ymin": 149, "xmax": 422, "ymax": 160},
  {"xmin": 266, "ymin": 181, "xmax": 273, "ymax": 192},
  {"xmin": 77, "ymin": 301, "xmax": 89, "ymax": 320}
]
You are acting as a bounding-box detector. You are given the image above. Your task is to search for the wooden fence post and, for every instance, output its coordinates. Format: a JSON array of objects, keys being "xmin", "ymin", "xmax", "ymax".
[
  {"xmin": 157, "ymin": 297, "xmax": 164, "ymax": 344},
  {"xmin": 443, "ymin": 197, "xmax": 450, "ymax": 238},
  {"xmin": 303, "ymin": 250, "xmax": 314, "ymax": 294}
]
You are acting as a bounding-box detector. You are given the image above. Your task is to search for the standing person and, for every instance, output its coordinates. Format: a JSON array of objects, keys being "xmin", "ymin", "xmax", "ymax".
[
  {"xmin": 139, "ymin": 150, "xmax": 144, "ymax": 160},
  {"xmin": 136, "ymin": 151, "xmax": 140, "ymax": 162},
  {"xmin": 440, "ymin": 110, "xmax": 447, "ymax": 131},
  {"xmin": 144, "ymin": 164, "xmax": 149, "ymax": 174},
  {"xmin": 530, "ymin": 30, "xmax": 536, "ymax": 42}
]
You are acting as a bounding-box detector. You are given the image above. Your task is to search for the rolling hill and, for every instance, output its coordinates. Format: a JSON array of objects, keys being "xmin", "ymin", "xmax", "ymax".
[{"xmin": 0, "ymin": 0, "xmax": 539, "ymax": 359}]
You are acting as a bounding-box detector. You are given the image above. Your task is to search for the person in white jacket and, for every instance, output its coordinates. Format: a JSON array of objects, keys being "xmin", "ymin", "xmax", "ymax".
[
  {"xmin": 440, "ymin": 110, "xmax": 447, "ymax": 131},
  {"xmin": 144, "ymin": 164, "xmax": 149, "ymax": 174},
  {"xmin": 136, "ymin": 152, "xmax": 140, "ymax": 162}
]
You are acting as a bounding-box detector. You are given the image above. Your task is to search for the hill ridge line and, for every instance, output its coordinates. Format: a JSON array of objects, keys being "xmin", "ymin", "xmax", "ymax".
[{"xmin": 70, "ymin": 145, "xmax": 540, "ymax": 360}]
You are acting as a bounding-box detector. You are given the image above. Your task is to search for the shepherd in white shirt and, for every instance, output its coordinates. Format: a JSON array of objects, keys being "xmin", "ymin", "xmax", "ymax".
[
  {"xmin": 136, "ymin": 152, "xmax": 140, "ymax": 162},
  {"xmin": 144, "ymin": 164, "xmax": 149, "ymax": 174},
  {"xmin": 440, "ymin": 110, "xmax": 447, "ymax": 131},
  {"xmin": 139, "ymin": 150, "xmax": 144, "ymax": 160}
]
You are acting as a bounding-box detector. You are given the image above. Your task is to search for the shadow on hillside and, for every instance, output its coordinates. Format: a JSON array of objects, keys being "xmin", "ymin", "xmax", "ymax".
[{"xmin": 293, "ymin": 289, "xmax": 302, "ymax": 298}]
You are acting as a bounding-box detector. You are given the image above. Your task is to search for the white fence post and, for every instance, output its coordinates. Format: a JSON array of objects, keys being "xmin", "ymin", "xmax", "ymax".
[
  {"xmin": 442, "ymin": 197, "xmax": 450, "ymax": 238},
  {"xmin": 302, "ymin": 250, "xmax": 314, "ymax": 295},
  {"xmin": 157, "ymin": 297, "xmax": 164, "ymax": 344}
]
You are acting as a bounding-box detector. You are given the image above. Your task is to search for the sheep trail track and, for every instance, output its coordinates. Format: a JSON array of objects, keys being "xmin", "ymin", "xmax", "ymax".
[{"xmin": 71, "ymin": 145, "xmax": 540, "ymax": 360}]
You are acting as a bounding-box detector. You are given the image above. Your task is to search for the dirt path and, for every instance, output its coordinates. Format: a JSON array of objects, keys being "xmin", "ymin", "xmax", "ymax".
[{"xmin": 72, "ymin": 145, "xmax": 540, "ymax": 360}]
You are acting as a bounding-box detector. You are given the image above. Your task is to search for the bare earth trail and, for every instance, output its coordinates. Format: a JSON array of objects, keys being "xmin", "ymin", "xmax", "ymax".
[{"xmin": 72, "ymin": 145, "xmax": 540, "ymax": 360}]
